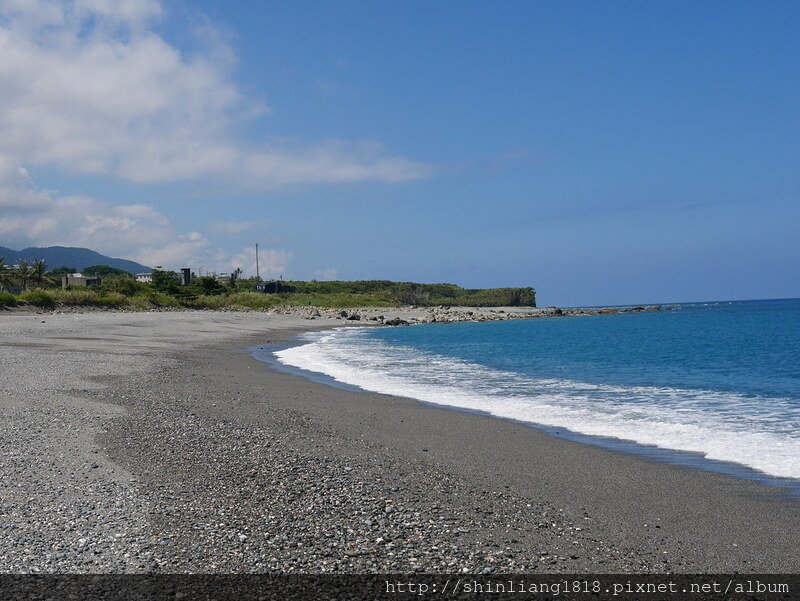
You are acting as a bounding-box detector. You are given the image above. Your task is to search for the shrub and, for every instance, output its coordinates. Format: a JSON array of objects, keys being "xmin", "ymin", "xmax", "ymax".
[
  {"xmin": 189, "ymin": 294, "xmax": 233, "ymax": 309},
  {"xmin": 19, "ymin": 289, "xmax": 56, "ymax": 308},
  {"xmin": 0, "ymin": 291, "xmax": 17, "ymax": 307},
  {"xmin": 102, "ymin": 276, "xmax": 145, "ymax": 296},
  {"xmin": 95, "ymin": 292, "xmax": 126, "ymax": 307},
  {"xmin": 147, "ymin": 292, "xmax": 182, "ymax": 308},
  {"xmin": 128, "ymin": 292, "xmax": 183, "ymax": 310},
  {"xmin": 127, "ymin": 294, "xmax": 154, "ymax": 310},
  {"xmin": 151, "ymin": 269, "xmax": 181, "ymax": 294},
  {"xmin": 194, "ymin": 276, "xmax": 228, "ymax": 296},
  {"xmin": 226, "ymin": 291, "xmax": 274, "ymax": 309},
  {"xmin": 50, "ymin": 288, "xmax": 101, "ymax": 305}
]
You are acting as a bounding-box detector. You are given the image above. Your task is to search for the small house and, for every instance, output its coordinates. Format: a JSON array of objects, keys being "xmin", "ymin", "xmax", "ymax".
[{"xmin": 62, "ymin": 273, "xmax": 102, "ymax": 289}]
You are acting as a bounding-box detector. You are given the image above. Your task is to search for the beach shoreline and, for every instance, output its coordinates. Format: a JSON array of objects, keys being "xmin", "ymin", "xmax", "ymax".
[
  {"xmin": 1, "ymin": 301, "xmax": 668, "ymax": 326},
  {"xmin": 1, "ymin": 311, "xmax": 798, "ymax": 573},
  {"xmin": 261, "ymin": 333, "xmax": 800, "ymax": 497}
]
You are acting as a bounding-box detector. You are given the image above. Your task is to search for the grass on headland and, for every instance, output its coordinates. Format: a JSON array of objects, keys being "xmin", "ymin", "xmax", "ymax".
[
  {"xmin": 279, "ymin": 280, "xmax": 535, "ymax": 307},
  {"xmin": 187, "ymin": 291, "xmax": 396, "ymax": 310}
]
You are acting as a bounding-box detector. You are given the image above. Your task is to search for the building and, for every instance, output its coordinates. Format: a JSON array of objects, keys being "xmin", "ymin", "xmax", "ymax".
[
  {"xmin": 135, "ymin": 273, "xmax": 153, "ymax": 283},
  {"xmin": 62, "ymin": 273, "xmax": 102, "ymax": 289},
  {"xmin": 253, "ymin": 280, "xmax": 295, "ymax": 294}
]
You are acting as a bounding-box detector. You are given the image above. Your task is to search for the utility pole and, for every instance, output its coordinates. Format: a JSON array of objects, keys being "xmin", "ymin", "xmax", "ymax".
[{"xmin": 255, "ymin": 243, "xmax": 260, "ymax": 281}]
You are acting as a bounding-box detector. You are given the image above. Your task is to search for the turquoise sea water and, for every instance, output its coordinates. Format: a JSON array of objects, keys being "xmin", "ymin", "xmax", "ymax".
[{"xmin": 274, "ymin": 299, "xmax": 800, "ymax": 484}]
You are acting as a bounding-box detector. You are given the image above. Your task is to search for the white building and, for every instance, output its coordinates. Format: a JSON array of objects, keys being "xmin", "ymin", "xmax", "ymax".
[{"xmin": 135, "ymin": 273, "xmax": 153, "ymax": 283}]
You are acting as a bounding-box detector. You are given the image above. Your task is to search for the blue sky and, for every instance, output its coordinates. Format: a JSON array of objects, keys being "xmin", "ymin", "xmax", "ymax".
[{"xmin": 1, "ymin": 1, "xmax": 798, "ymax": 305}]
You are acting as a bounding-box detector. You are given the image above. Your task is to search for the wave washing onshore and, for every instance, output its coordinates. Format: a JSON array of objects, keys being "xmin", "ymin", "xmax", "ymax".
[{"xmin": 275, "ymin": 299, "xmax": 800, "ymax": 484}]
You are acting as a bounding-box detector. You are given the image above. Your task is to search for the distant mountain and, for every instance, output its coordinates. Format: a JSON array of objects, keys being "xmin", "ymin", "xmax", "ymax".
[{"xmin": 0, "ymin": 245, "xmax": 151, "ymax": 274}]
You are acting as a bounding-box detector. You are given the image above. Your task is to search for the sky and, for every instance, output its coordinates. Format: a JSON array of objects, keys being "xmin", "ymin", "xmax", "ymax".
[{"xmin": 1, "ymin": 0, "xmax": 798, "ymax": 306}]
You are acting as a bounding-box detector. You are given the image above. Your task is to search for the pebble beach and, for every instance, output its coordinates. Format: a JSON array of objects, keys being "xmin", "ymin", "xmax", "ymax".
[{"xmin": 1, "ymin": 310, "xmax": 798, "ymax": 573}]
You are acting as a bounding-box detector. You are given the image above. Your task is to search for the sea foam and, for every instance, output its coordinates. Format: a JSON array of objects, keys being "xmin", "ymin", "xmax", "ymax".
[{"xmin": 275, "ymin": 328, "xmax": 800, "ymax": 480}]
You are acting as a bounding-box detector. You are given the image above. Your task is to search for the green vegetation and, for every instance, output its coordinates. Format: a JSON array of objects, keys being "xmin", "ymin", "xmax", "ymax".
[
  {"xmin": 0, "ymin": 256, "xmax": 14, "ymax": 292},
  {"xmin": 48, "ymin": 289, "xmax": 127, "ymax": 307},
  {"xmin": 0, "ymin": 291, "xmax": 17, "ymax": 307},
  {"xmin": 17, "ymin": 289, "xmax": 56, "ymax": 308},
  {"xmin": 263, "ymin": 280, "xmax": 536, "ymax": 307},
  {"xmin": 15, "ymin": 259, "xmax": 34, "ymax": 291},
  {"xmin": 82, "ymin": 264, "xmax": 133, "ymax": 277},
  {"xmin": 0, "ymin": 257, "xmax": 535, "ymax": 310}
]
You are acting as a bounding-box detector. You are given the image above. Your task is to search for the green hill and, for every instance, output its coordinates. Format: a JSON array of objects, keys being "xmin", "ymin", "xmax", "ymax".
[{"xmin": 0, "ymin": 245, "xmax": 150, "ymax": 273}]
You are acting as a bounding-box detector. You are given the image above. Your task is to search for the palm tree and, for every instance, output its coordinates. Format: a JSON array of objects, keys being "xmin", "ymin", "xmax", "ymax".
[
  {"xmin": 0, "ymin": 257, "xmax": 13, "ymax": 292},
  {"xmin": 16, "ymin": 260, "xmax": 34, "ymax": 292},
  {"xmin": 33, "ymin": 259, "xmax": 48, "ymax": 287}
]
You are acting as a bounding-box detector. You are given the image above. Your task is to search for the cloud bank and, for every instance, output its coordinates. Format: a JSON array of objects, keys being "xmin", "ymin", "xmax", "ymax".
[{"xmin": 0, "ymin": 0, "xmax": 430, "ymax": 268}]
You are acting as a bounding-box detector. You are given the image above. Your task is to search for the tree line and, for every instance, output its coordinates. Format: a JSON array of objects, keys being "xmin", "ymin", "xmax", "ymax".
[
  {"xmin": 0, "ymin": 257, "xmax": 50, "ymax": 291},
  {"xmin": 0, "ymin": 257, "xmax": 536, "ymax": 309}
]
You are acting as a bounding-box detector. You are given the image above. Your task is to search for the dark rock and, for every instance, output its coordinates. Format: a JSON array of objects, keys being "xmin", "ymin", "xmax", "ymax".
[{"xmin": 384, "ymin": 318, "xmax": 409, "ymax": 327}]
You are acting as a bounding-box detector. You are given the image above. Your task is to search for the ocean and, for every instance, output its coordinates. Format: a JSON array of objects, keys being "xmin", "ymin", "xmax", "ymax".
[{"xmin": 272, "ymin": 299, "xmax": 800, "ymax": 486}]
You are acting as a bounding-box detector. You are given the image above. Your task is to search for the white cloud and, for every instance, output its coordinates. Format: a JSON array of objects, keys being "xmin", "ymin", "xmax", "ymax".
[
  {"xmin": 0, "ymin": 163, "xmax": 286, "ymax": 272},
  {"xmin": 0, "ymin": 0, "xmax": 430, "ymax": 270},
  {"xmin": 0, "ymin": 0, "xmax": 431, "ymax": 190},
  {"xmin": 0, "ymin": 158, "xmax": 209, "ymax": 267},
  {"xmin": 0, "ymin": 190, "xmax": 199, "ymax": 265},
  {"xmin": 0, "ymin": 156, "xmax": 51, "ymax": 210},
  {"xmin": 133, "ymin": 231, "xmax": 209, "ymax": 269},
  {"xmin": 228, "ymin": 246, "xmax": 292, "ymax": 279},
  {"xmin": 238, "ymin": 141, "xmax": 432, "ymax": 189}
]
